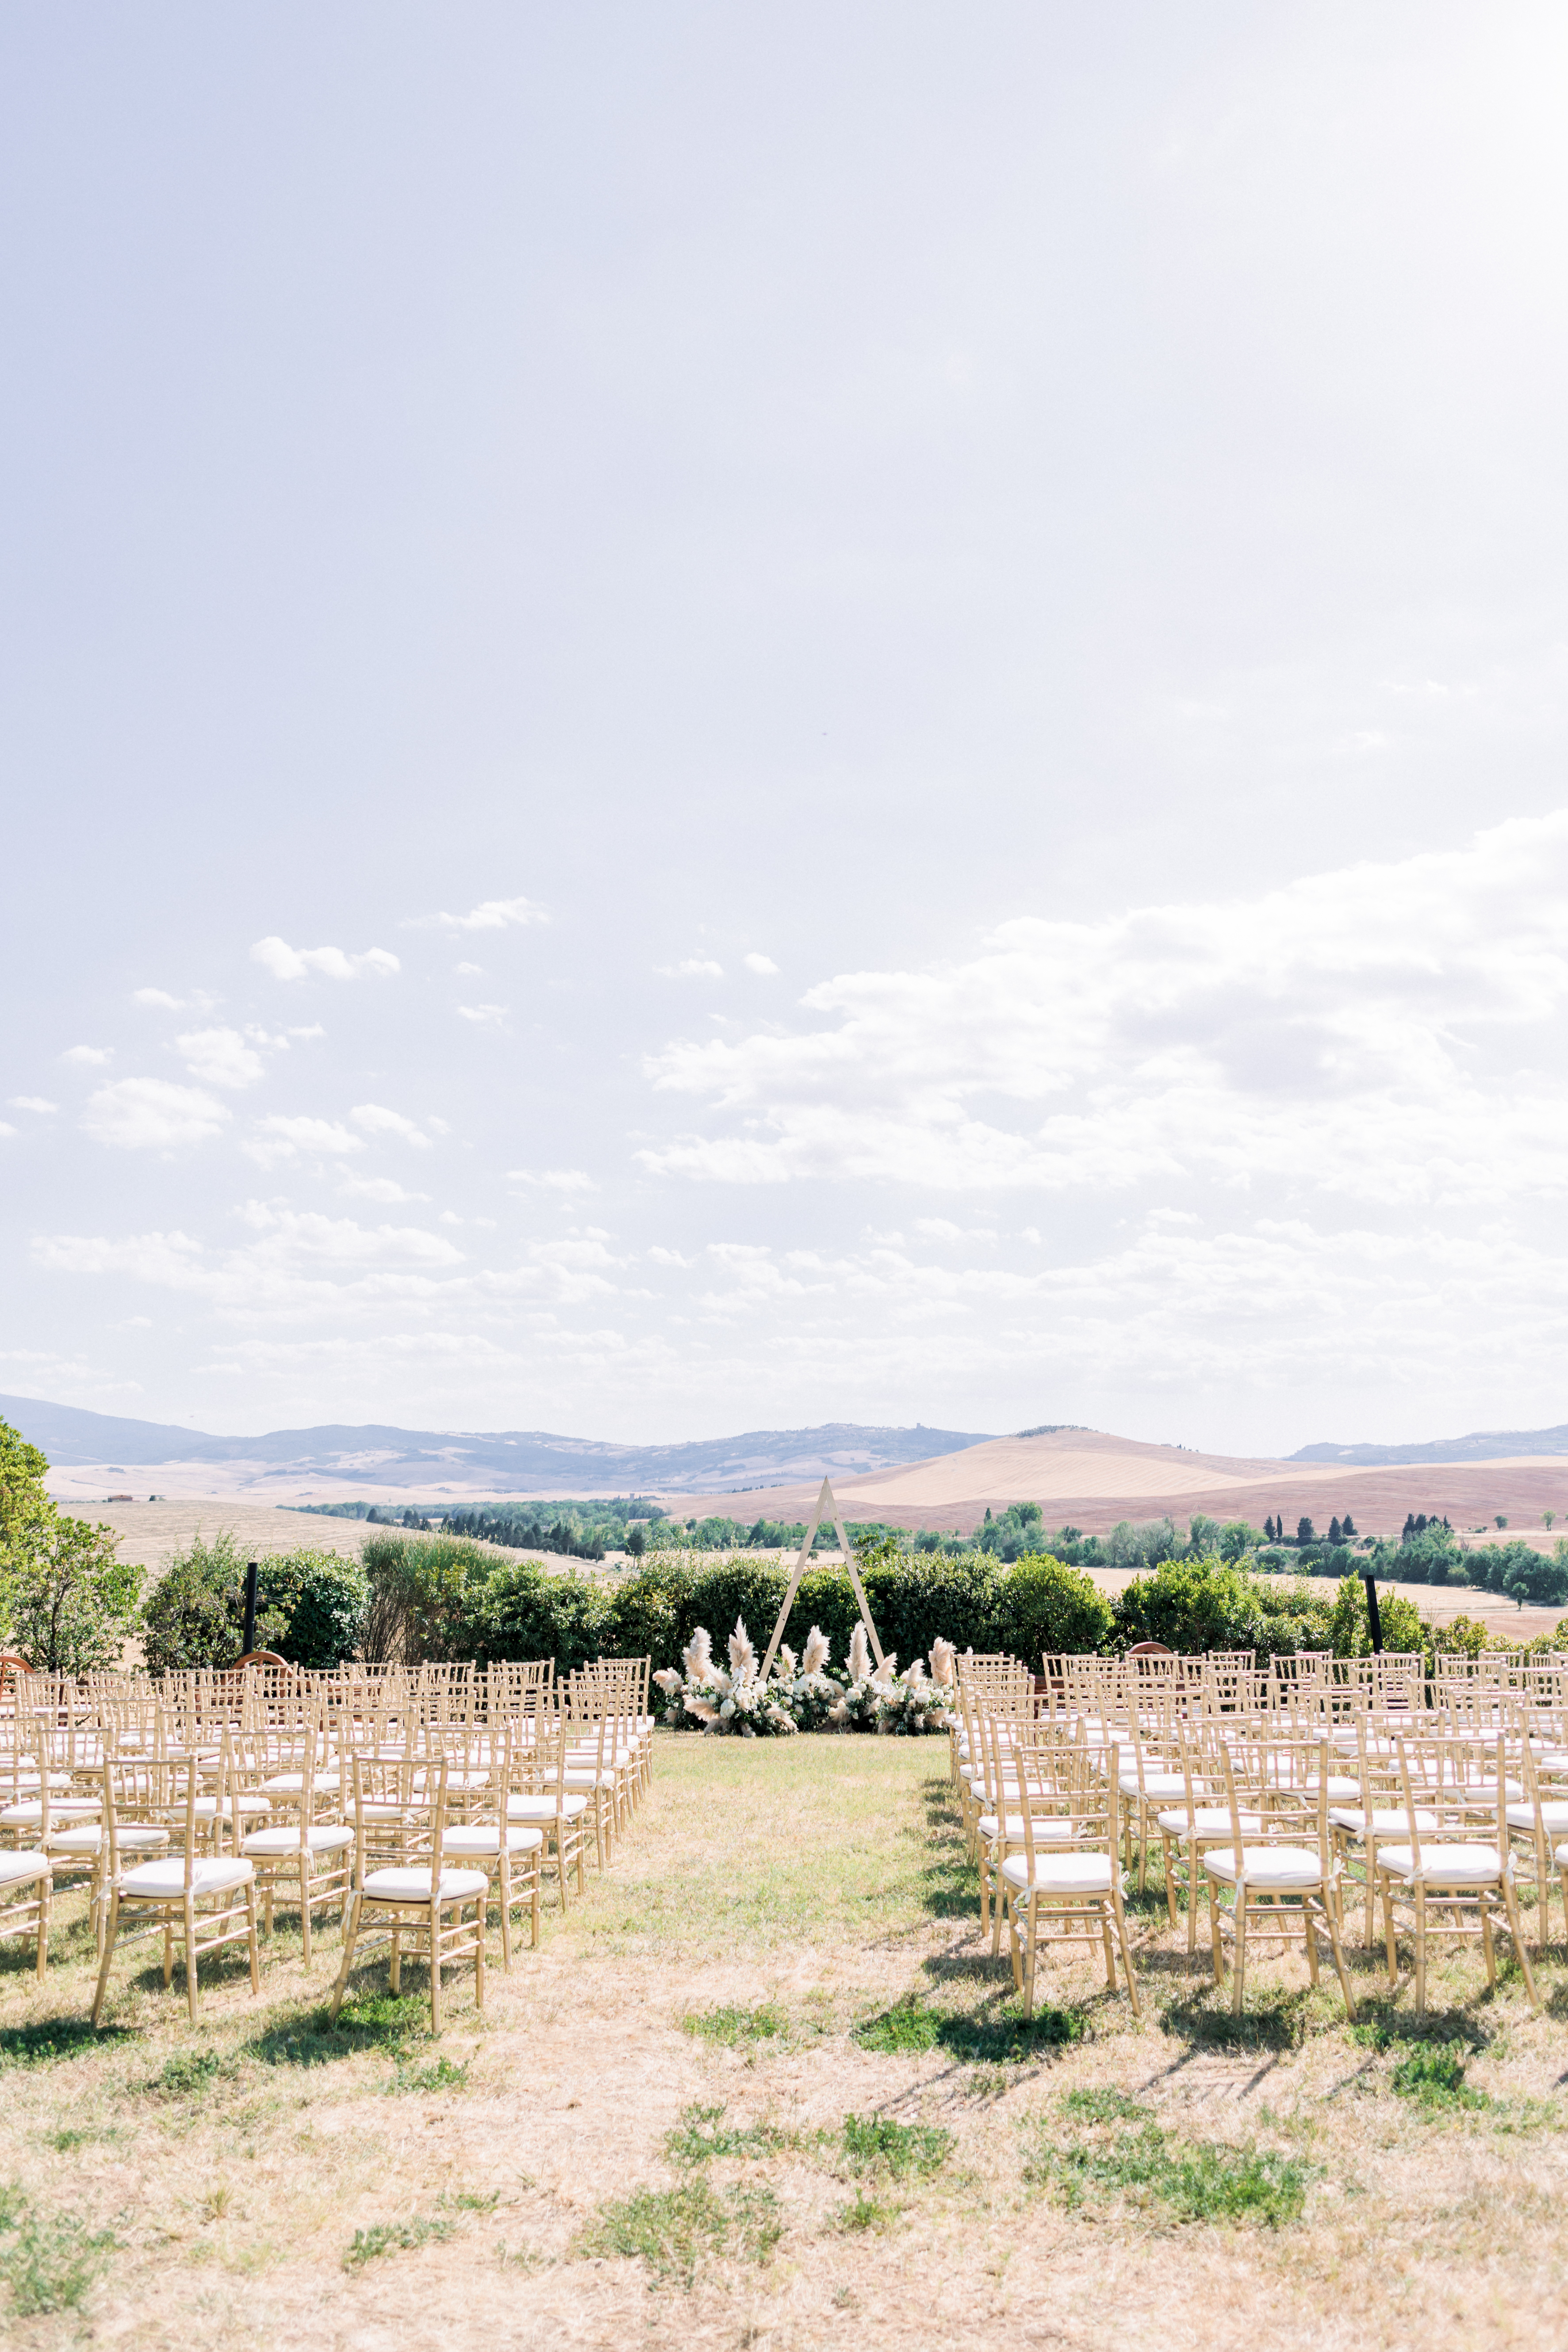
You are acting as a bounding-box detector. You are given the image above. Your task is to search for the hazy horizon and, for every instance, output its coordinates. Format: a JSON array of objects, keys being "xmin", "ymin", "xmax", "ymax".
[{"xmin": 7, "ymin": 7, "xmax": 1568, "ymax": 1457}]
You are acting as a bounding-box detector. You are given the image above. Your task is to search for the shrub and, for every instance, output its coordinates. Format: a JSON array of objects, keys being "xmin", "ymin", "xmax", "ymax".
[
  {"xmin": 9, "ymin": 1516, "xmax": 142, "ymax": 1674},
  {"xmin": 1112, "ymin": 1561, "xmax": 1334, "ymax": 1663},
  {"xmin": 360, "ymin": 1534, "xmax": 496, "ymax": 1665},
  {"xmin": 257, "ymin": 1548, "xmax": 369, "ymax": 1668},
  {"xmin": 998, "ymin": 1553, "xmax": 1114, "ymax": 1663}
]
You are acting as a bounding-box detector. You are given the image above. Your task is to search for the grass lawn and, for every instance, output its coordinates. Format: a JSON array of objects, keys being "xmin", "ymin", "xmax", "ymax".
[{"xmin": 2, "ymin": 1732, "xmax": 1566, "ymax": 2348}]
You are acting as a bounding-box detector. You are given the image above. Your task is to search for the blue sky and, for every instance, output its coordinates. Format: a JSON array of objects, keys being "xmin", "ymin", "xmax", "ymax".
[{"xmin": 6, "ymin": 4, "xmax": 1568, "ymax": 1454}]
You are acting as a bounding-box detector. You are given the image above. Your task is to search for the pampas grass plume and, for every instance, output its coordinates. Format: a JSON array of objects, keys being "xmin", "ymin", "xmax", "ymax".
[
  {"xmin": 728, "ymin": 1617, "xmax": 758, "ymax": 1679},
  {"xmin": 802, "ymin": 1625, "xmax": 831, "ymax": 1676}
]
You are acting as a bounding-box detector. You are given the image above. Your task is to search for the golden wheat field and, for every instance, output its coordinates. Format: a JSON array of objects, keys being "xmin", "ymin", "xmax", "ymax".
[{"xmin": 1, "ymin": 1737, "xmax": 1565, "ymax": 2350}]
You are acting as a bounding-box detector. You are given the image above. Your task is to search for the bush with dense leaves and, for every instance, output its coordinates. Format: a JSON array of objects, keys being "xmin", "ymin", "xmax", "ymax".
[
  {"xmin": 1111, "ymin": 1560, "xmax": 1336, "ymax": 1664},
  {"xmin": 145, "ymin": 1533, "xmax": 369, "ymax": 1671}
]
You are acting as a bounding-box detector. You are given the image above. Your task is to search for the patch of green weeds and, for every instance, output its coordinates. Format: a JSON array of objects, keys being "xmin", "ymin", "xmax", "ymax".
[
  {"xmin": 680, "ymin": 2002, "xmax": 788, "ymax": 2046},
  {"xmin": 384, "ymin": 2055, "xmax": 470, "ymax": 2096},
  {"xmin": 0, "ymin": 2186, "xmax": 117, "ymax": 2316},
  {"xmin": 0, "ymin": 2019, "xmax": 131, "ymax": 2069},
  {"xmin": 45, "ymin": 2126, "xmax": 120, "ymax": 2154},
  {"xmin": 1029, "ymin": 2120, "xmax": 1315, "ymax": 2229},
  {"xmin": 573, "ymin": 2180, "xmax": 781, "ymax": 2283},
  {"xmin": 145, "ymin": 2050, "xmax": 240, "ymax": 2099},
  {"xmin": 1061, "ymin": 2087, "xmax": 1151, "ymax": 2124},
  {"xmin": 836, "ymin": 2188, "xmax": 901, "ymax": 2233},
  {"xmin": 344, "ymin": 2214, "xmax": 455, "ymax": 2269},
  {"xmin": 853, "ymin": 1992, "xmax": 1083, "ymax": 2061},
  {"xmin": 663, "ymin": 2102, "xmax": 806, "ymax": 2167},
  {"xmin": 250, "ymin": 1991, "xmax": 432, "ymax": 2068},
  {"xmin": 1388, "ymin": 2046, "xmax": 1488, "ymax": 2109},
  {"xmin": 441, "ymin": 2190, "xmax": 499, "ymax": 2214},
  {"xmin": 840, "ymin": 2114, "xmax": 953, "ymax": 2180}
]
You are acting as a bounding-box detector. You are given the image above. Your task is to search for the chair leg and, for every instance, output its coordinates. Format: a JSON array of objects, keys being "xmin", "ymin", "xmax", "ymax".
[
  {"xmin": 1161, "ymin": 1836, "xmax": 1178, "ymax": 1931},
  {"xmin": 1231, "ymin": 1895, "xmax": 1247, "ymax": 2018},
  {"xmin": 1501, "ymin": 1877, "xmax": 1542, "ymax": 2011},
  {"xmin": 1324, "ymin": 1892, "xmax": 1357, "ymax": 2019},
  {"xmin": 91, "ymin": 1890, "xmax": 122, "ymax": 2026},
  {"xmin": 1413, "ymin": 1887, "xmax": 1426, "ymax": 2018},
  {"xmin": 328, "ymin": 1891, "xmax": 361, "ymax": 2020},
  {"xmin": 36, "ymin": 1877, "xmax": 50, "ymax": 1980},
  {"xmin": 530, "ymin": 1856, "xmax": 541, "ymax": 1950},
  {"xmin": 1302, "ymin": 1896, "xmax": 1319, "ymax": 1987},
  {"xmin": 1112, "ymin": 1893, "xmax": 1141, "ymax": 2021},
  {"xmin": 430, "ymin": 1905, "xmax": 444, "ymax": 2034},
  {"xmin": 1022, "ymin": 1893, "xmax": 1039, "ymax": 2021},
  {"xmin": 184, "ymin": 1895, "xmax": 199, "ymax": 2025},
  {"xmin": 1480, "ymin": 1896, "xmax": 1497, "ymax": 1989},
  {"xmin": 473, "ymin": 1899, "xmax": 485, "ymax": 2012},
  {"xmin": 1380, "ymin": 1877, "xmax": 1397, "ymax": 1986},
  {"xmin": 1208, "ymin": 1876, "xmax": 1224, "ymax": 1987},
  {"xmin": 245, "ymin": 1880, "xmax": 261, "ymax": 1995},
  {"xmin": 299, "ymin": 1858, "xmax": 312, "ymax": 1967},
  {"xmin": 498, "ymin": 1857, "xmax": 512, "ymax": 1972}
]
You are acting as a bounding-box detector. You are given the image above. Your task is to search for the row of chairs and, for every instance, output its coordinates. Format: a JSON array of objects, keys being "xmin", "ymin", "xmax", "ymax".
[
  {"xmin": 952, "ymin": 1651, "xmax": 1556, "ymax": 2020},
  {"xmin": 0, "ymin": 1654, "xmax": 655, "ymax": 2029}
]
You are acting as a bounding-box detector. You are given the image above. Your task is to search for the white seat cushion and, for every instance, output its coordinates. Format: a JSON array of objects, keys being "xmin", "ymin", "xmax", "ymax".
[
  {"xmin": 361, "ymin": 1866, "xmax": 488, "ymax": 1903},
  {"xmin": 119, "ymin": 1858, "xmax": 254, "ymax": 1899},
  {"xmin": 1156, "ymin": 1808, "xmax": 1263, "ymax": 1837},
  {"xmin": 242, "ymin": 1826, "xmax": 354, "ymax": 1857},
  {"xmin": 45, "ymin": 1824, "xmax": 168, "ymax": 1854},
  {"xmin": 1330, "ymin": 1808, "xmax": 1440, "ymax": 1835},
  {"xmin": 978, "ymin": 1815, "xmax": 1074, "ymax": 1842},
  {"xmin": 1302, "ymin": 1777, "xmax": 1361, "ymax": 1801},
  {"xmin": 1, "ymin": 1799, "xmax": 100, "ymax": 1825},
  {"xmin": 1203, "ymin": 1846, "xmax": 1324, "ymax": 1889},
  {"xmin": 1118, "ymin": 1773, "xmax": 1188, "ymax": 1799},
  {"xmin": 1000, "ymin": 1851, "xmax": 1116, "ymax": 1895},
  {"xmin": 357, "ymin": 1800, "xmax": 432, "ymax": 1822},
  {"xmin": 1376, "ymin": 1843, "xmax": 1504, "ymax": 1885},
  {"xmin": 506, "ymin": 1794, "xmax": 588, "ymax": 1822},
  {"xmin": 1506, "ymin": 1801, "xmax": 1568, "ymax": 1831},
  {"xmin": 441, "ymin": 1826, "xmax": 544, "ymax": 1856},
  {"xmin": 262, "ymin": 1771, "xmax": 341, "ymax": 1795},
  {"xmin": 0, "ymin": 1849, "xmax": 50, "ymax": 1887},
  {"xmin": 550, "ymin": 1770, "xmax": 615, "ymax": 1791}
]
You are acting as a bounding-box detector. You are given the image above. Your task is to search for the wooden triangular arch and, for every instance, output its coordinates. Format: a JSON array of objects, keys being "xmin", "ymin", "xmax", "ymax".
[{"xmin": 758, "ymin": 1476, "xmax": 886, "ymax": 1681}]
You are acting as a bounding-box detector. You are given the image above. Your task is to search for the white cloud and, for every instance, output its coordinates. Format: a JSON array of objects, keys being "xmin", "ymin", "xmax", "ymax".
[
  {"xmin": 244, "ymin": 1115, "xmax": 364, "ymax": 1167},
  {"xmin": 176, "ymin": 1026, "xmax": 266, "ymax": 1090},
  {"xmin": 62, "ymin": 1045, "xmax": 113, "ymax": 1067},
  {"xmin": 0, "ymin": 1123, "xmax": 14, "ymax": 1140},
  {"xmin": 648, "ymin": 1245, "xmax": 694, "ymax": 1267},
  {"xmin": 337, "ymin": 1174, "xmax": 430, "ymax": 1204},
  {"xmin": 409, "ymin": 895, "xmax": 548, "ymax": 933},
  {"xmin": 743, "ymin": 953, "xmax": 780, "ymax": 976},
  {"xmin": 81, "ymin": 1079, "xmax": 230, "ymax": 1152},
  {"xmin": 250, "ymin": 936, "xmax": 399, "ymax": 982},
  {"xmin": 133, "ymin": 988, "xmax": 183, "ymax": 1009},
  {"xmin": 35, "ymin": 1205, "xmax": 465, "ymax": 1317},
  {"xmin": 456, "ymin": 1004, "xmax": 508, "ymax": 1026},
  {"xmin": 656, "ymin": 957, "xmax": 724, "ymax": 980},
  {"xmin": 506, "ymin": 1168, "xmax": 594, "ymax": 1192},
  {"xmin": 640, "ymin": 811, "xmax": 1568, "ymax": 1209},
  {"xmin": 454, "ymin": 962, "xmax": 482, "ymax": 976},
  {"xmin": 439, "ymin": 1211, "xmax": 462, "ymax": 1226},
  {"xmin": 8, "ymin": 1096, "xmax": 57, "ymax": 1114},
  {"xmin": 351, "ymin": 1103, "xmax": 432, "ymax": 1147}
]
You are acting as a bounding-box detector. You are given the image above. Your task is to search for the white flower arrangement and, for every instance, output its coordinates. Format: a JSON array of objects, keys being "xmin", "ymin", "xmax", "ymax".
[
  {"xmin": 652, "ymin": 1620, "xmax": 958, "ymax": 1738},
  {"xmin": 652, "ymin": 1617, "xmax": 796, "ymax": 1737}
]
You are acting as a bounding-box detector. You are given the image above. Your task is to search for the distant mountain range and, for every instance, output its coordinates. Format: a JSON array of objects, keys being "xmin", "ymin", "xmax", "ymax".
[
  {"xmin": 0, "ymin": 1393, "xmax": 993, "ymax": 1497},
  {"xmin": 1291, "ymin": 1422, "xmax": 1568, "ymax": 1467}
]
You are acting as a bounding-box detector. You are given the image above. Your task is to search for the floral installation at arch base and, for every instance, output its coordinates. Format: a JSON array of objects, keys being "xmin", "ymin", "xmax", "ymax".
[{"xmin": 654, "ymin": 1620, "xmax": 957, "ymax": 1739}]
